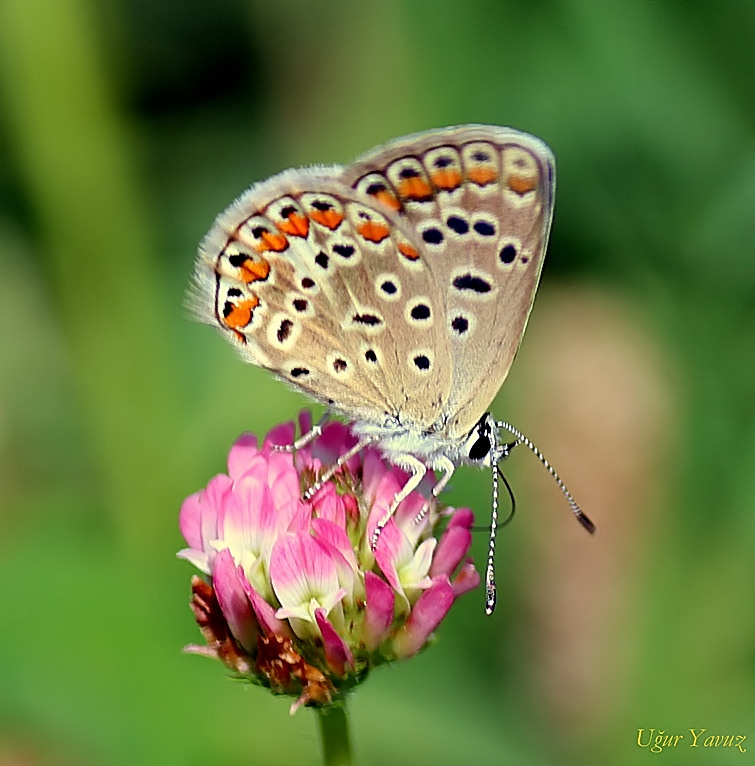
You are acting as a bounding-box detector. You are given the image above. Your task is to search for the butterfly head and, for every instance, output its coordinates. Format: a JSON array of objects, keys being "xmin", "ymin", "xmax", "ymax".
[{"xmin": 462, "ymin": 413, "xmax": 506, "ymax": 467}]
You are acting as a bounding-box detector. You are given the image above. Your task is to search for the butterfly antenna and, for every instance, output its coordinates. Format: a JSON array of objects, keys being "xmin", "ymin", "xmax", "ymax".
[
  {"xmin": 471, "ymin": 460, "xmax": 516, "ymax": 532},
  {"xmin": 483, "ymin": 464, "xmax": 516, "ymax": 615},
  {"xmin": 484, "ymin": 459, "xmax": 500, "ymax": 615},
  {"xmin": 496, "ymin": 420, "xmax": 596, "ymax": 535}
]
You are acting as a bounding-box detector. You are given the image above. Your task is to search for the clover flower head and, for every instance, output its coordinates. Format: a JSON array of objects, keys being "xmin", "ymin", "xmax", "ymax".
[{"xmin": 178, "ymin": 412, "xmax": 480, "ymax": 713}]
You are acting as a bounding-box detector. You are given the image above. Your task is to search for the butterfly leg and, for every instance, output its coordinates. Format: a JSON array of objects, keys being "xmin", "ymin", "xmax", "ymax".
[
  {"xmin": 371, "ymin": 455, "xmax": 427, "ymax": 550},
  {"xmin": 412, "ymin": 456, "xmax": 455, "ymax": 526},
  {"xmin": 303, "ymin": 436, "xmax": 376, "ymax": 501},
  {"xmin": 272, "ymin": 411, "xmax": 330, "ymax": 453}
]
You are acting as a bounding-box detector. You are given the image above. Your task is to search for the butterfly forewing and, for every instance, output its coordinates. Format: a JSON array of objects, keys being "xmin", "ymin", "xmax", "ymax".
[
  {"xmin": 193, "ymin": 171, "xmax": 452, "ymax": 428},
  {"xmin": 340, "ymin": 125, "xmax": 555, "ymax": 438}
]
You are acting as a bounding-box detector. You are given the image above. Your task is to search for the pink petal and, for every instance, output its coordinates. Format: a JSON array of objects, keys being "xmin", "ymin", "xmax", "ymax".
[
  {"xmin": 296, "ymin": 410, "xmax": 313, "ymax": 439},
  {"xmin": 394, "ymin": 488, "xmax": 426, "ymax": 524},
  {"xmin": 179, "ymin": 474, "xmax": 232, "ymax": 558},
  {"xmin": 430, "ymin": 520, "xmax": 472, "ymax": 579},
  {"xmin": 264, "ymin": 420, "xmax": 296, "ymax": 449},
  {"xmin": 312, "ymin": 421, "xmax": 356, "ymax": 467},
  {"xmin": 311, "ymin": 518, "xmax": 358, "ymax": 571},
  {"xmin": 240, "ymin": 575, "xmax": 291, "ymax": 637},
  {"xmin": 269, "ymin": 533, "xmax": 339, "ymax": 607},
  {"xmin": 342, "ymin": 439, "xmax": 362, "ymax": 475},
  {"xmin": 451, "ymin": 560, "xmax": 481, "ymax": 597},
  {"xmin": 203, "ymin": 474, "xmax": 235, "ymax": 534},
  {"xmin": 448, "ymin": 508, "xmax": 474, "ymax": 530},
  {"xmin": 367, "ymin": 469, "xmax": 401, "ymax": 522},
  {"xmin": 294, "ymin": 443, "xmax": 318, "ymax": 473},
  {"xmin": 227, "ymin": 433, "xmax": 259, "ymax": 480},
  {"xmin": 372, "ymin": 520, "xmax": 403, "ymax": 591},
  {"xmin": 267, "ymin": 451, "xmax": 300, "ymax": 507},
  {"xmin": 360, "ymin": 448, "xmax": 388, "ymax": 503},
  {"xmin": 222, "ymin": 474, "xmax": 268, "ymax": 549},
  {"xmin": 284, "ymin": 499, "xmax": 314, "ymax": 536},
  {"xmin": 363, "ymin": 571, "xmax": 395, "ymax": 651},
  {"xmin": 176, "ymin": 546, "xmax": 211, "ymax": 572},
  {"xmin": 315, "ymin": 608, "xmax": 354, "ymax": 675},
  {"xmin": 393, "ymin": 490, "xmax": 429, "ymax": 546},
  {"xmin": 179, "ymin": 490, "xmax": 205, "ymax": 550},
  {"xmin": 393, "ymin": 576, "xmax": 454, "ymax": 659},
  {"xmin": 232, "ymin": 451, "xmax": 269, "ymax": 485},
  {"xmin": 311, "ymin": 483, "xmax": 346, "ymax": 528},
  {"xmin": 366, "ymin": 470, "xmax": 402, "ymax": 549},
  {"xmin": 367, "ymin": 467, "xmax": 430, "ymax": 547},
  {"xmin": 212, "ymin": 549, "xmax": 259, "ymax": 651},
  {"xmin": 311, "ymin": 519, "xmax": 358, "ymax": 602}
]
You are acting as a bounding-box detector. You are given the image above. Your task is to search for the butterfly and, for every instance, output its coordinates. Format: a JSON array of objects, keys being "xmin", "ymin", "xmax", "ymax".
[{"xmin": 191, "ymin": 124, "xmax": 594, "ymax": 613}]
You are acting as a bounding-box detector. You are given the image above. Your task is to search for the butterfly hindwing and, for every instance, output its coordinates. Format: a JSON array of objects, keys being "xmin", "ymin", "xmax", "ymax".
[{"xmin": 339, "ymin": 125, "xmax": 555, "ymax": 438}]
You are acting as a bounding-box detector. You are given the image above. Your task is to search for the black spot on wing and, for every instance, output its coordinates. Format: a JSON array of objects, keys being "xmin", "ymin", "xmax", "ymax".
[{"xmin": 452, "ymin": 274, "xmax": 491, "ymax": 293}]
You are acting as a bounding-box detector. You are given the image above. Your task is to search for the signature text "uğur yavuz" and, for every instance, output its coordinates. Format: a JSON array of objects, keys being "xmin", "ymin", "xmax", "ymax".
[{"xmin": 637, "ymin": 728, "xmax": 747, "ymax": 753}]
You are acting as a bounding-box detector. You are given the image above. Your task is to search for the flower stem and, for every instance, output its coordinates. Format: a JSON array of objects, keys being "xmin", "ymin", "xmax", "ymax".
[{"xmin": 316, "ymin": 702, "xmax": 352, "ymax": 766}]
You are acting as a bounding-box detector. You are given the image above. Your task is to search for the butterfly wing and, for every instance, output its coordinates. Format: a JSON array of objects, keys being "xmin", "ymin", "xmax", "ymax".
[
  {"xmin": 192, "ymin": 168, "xmax": 452, "ymax": 429},
  {"xmin": 339, "ymin": 125, "xmax": 555, "ymax": 439}
]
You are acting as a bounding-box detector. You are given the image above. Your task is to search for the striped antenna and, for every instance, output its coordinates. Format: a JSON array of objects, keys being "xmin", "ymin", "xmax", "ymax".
[
  {"xmin": 496, "ymin": 420, "xmax": 596, "ymax": 534},
  {"xmin": 484, "ymin": 455, "xmax": 500, "ymax": 615},
  {"xmin": 484, "ymin": 422, "xmax": 595, "ymax": 616},
  {"xmin": 483, "ymin": 442, "xmax": 517, "ymax": 615}
]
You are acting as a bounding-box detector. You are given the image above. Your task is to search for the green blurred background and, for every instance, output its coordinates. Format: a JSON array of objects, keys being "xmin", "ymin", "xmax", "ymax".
[{"xmin": 1, "ymin": 1, "xmax": 753, "ymax": 764}]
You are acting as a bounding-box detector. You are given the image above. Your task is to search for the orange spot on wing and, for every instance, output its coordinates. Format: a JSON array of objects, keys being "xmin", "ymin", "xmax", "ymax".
[
  {"xmin": 506, "ymin": 175, "xmax": 537, "ymax": 194},
  {"xmin": 467, "ymin": 167, "xmax": 498, "ymax": 186},
  {"xmin": 398, "ymin": 177, "xmax": 433, "ymax": 201},
  {"xmin": 398, "ymin": 242, "xmax": 420, "ymax": 260},
  {"xmin": 276, "ymin": 213, "xmax": 309, "ymax": 237},
  {"xmin": 255, "ymin": 231, "xmax": 288, "ymax": 252},
  {"xmin": 373, "ymin": 189, "xmax": 401, "ymax": 211},
  {"xmin": 310, "ymin": 209, "xmax": 344, "ymax": 230},
  {"xmin": 239, "ymin": 258, "xmax": 270, "ymax": 284},
  {"xmin": 357, "ymin": 220, "xmax": 391, "ymax": 243},
  {"xmin": 223, "ymin": 295, "xmax": 259, "ymax": 330},
  {"xmin": 432, "ymin": 168, "xmax": 462, "ymax": 191}
]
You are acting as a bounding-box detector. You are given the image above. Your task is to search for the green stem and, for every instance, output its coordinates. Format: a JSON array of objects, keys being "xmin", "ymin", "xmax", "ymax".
[{"xmin": 316, "ymin": 702, "xmax": 353, "ymax": 766}]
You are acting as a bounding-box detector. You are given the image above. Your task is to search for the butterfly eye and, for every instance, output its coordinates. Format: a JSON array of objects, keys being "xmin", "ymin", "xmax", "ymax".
[
  {"xmin": 464, "ymin": 415, "xmax": 495, "ymax": 463},
  {"xmin": 468, "ymin": 433, "xmax": 492, "ymax": 462}
]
